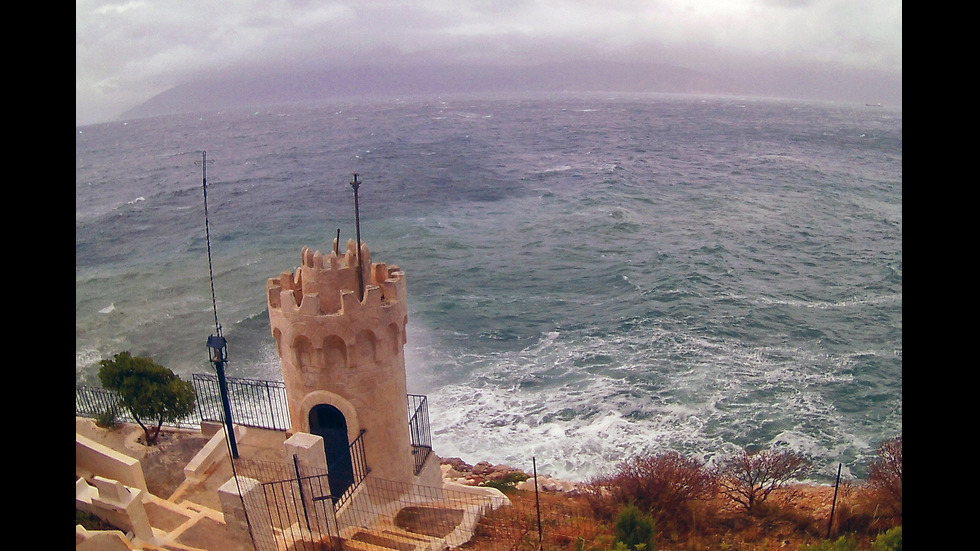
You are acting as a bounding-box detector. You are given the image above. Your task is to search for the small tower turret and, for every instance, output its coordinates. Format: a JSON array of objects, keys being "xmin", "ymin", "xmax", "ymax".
[{"xmin": 266, "ymin": 237, "xmax": 413, "ymax": 489}]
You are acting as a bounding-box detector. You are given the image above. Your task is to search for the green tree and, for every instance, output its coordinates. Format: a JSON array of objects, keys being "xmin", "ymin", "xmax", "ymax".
[{"xmin": 98, "ymin": 351, "xmax": 196, "ymax": 445}]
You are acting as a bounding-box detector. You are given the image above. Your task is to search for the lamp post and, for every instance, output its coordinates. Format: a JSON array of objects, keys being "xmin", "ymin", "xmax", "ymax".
[
  {"xmin": 350, "ymin": 173, "xmax": 364, "ymax": 300},
  {"xmin": 208, "ymin": 333, "xmax": 238, "ymax": 459}
]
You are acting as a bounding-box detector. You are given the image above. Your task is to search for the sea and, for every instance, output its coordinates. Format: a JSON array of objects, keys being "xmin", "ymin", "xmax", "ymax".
[{"xmin": 76, "ymin": 92, "xmax": 902, "ymax": 484}]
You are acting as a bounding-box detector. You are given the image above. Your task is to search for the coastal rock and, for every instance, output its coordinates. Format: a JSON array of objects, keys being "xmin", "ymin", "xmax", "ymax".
[
  {"xmin": 474, "ymin": 462, "xmax": 524, "ymax": 481},
  {"xmin": 438, "ymin": 456, "xmax": 582, "ymax": 493},
  {"xmin": 440, "ymin": 464, "xmax": 469, "ymax": 482},
  {"xmin": 470, "ymin": 461, "xmax": 497, "ymax": 476},
  {"xmin": 516, "ymin": 476, "xmax": 583, "ymax": 495},
  {"xmin": 440, "ymin": 457, "xmax": 474, "ymax": 472}
]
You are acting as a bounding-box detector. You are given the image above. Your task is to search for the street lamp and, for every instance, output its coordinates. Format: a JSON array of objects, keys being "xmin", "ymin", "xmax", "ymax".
[
  {"xmin": 350, "ymin": 173, "xmax": 365, "ymax": 301},
  {"xmin": 208, "ymin": 333, "xmax": 238, "ymax": 459}
]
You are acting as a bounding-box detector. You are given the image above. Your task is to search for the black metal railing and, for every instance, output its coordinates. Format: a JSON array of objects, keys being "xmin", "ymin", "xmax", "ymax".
[
  {"xmin": 192, "ymin": 373, "xmax": 291, "ymax": 431},
  {"xmin": 76, "ymin": 384, "xmax": 122, "ymax": 419},
  {"xmin": 76, "ymin": 384, "xmax": 203, "ymax": 427},
  {"xmin": 408, "ymin": 394, "xmax": 432, "ymax": 474},
  {"xmin": 232, "ymin": 451, "xmax": 606, "ymax": 551},
  {"xmin": 236, "ymin": 457, "xmax": 336, "ymax": 551},
  {"xmin": 331, "ymin": 429, "xmax": 369, "ymax": 509},
  {"xmin": 77, "ymin": 376, "xmax": 288, "ymax": 431},
  {"xmin": 77, "ymin": 378, "xmax": 431, "ymax": 462}
]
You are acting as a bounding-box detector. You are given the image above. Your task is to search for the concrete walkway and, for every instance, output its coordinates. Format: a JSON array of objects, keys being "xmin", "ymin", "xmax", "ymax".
[
  {"xmin": 76, "ymin": 417, "xmax": 288, "ymax": 551},
  {"xmin": 76, "ymin": 418, "xmax": 505, "ymax": 551}
]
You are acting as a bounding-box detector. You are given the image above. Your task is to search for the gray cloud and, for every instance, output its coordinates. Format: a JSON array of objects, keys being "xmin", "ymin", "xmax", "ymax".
[{"xmin": 76, "ymin": 0, "xmax": 901, "ymax": 126}]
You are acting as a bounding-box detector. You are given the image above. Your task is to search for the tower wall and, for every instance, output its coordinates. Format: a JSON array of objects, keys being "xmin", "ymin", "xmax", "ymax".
[{"xmin": 267, "ymin": 239, "xmax": 413, "ymax": 485}]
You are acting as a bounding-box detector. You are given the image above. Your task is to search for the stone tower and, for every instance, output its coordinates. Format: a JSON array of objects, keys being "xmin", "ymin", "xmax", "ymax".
[{"xmin": 266, "ymin": 238, "xmax": 416, "ymax": 489}]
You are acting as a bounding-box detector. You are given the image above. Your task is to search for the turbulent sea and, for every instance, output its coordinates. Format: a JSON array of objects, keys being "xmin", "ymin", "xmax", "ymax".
[{"xmin": 76, "ymin": 93, "xmax": 902, "ymax": 484}]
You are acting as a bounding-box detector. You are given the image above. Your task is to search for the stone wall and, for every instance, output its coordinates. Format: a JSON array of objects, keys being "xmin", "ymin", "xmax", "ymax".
[{"xmin": 76, "ymin": 433, "xmax": 147, "ymax": 492}]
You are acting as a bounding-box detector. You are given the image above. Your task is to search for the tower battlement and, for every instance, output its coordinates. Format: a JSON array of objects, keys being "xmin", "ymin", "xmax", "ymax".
[{"xmin": 267, "ymin": 239, "xmax": 406, "ymax": 319}]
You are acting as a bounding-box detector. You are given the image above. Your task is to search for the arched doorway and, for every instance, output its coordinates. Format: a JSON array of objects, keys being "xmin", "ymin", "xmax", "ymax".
[{"xmin": 309, "ymin": 404, "xmax": 355, "ymax": 500}]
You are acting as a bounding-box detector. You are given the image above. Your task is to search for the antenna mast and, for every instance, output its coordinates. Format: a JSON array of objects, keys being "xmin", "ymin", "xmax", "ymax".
[
  {"xmin": 350, "ymin": 173, "xmax": 365, "ymax": 300},
  {"xmin": 200, "ymin": 151, "xmax": 221, "ymax": 335},
  {"xmin": 198, "ymin": 150, "xmax": 238, "ymax": 459}
]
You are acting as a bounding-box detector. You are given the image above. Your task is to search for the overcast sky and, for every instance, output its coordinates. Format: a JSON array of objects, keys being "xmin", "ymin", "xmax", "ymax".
[{"xmin": 76, "ymin": 0, "xmax": 902, "ymax": 126}]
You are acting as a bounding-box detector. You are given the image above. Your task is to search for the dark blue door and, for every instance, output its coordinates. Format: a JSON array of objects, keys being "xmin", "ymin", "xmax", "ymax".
[{"xmin": 309, "ymin": 404, "xmax": 354, "ymax": 500}]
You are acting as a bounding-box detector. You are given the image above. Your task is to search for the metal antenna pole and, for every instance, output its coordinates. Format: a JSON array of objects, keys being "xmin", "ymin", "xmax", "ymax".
[
  {"xmin": 201, "ymin": 151, "xmax": 220, "ymax": 334},
  {"xmin": 350, "ymin": 173, "xmax": 365, "ymax": 300},
  {"xmin": 199, "ymin": 151, "xmax": 238, "ymax": 459}
]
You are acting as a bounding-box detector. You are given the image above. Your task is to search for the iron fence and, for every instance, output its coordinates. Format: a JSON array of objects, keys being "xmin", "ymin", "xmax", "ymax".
[
  {"xmin": 408, "ymin": 394, "xmax": 432, "ymax": 475},
  {"xmin": 75, "ymin": 384, "xmax": 202, "ymax": 428},
  {"xmin": 469, "ymin": 488, "xmax": 605, "ymax": 551},
  {"xmin": 192, "ymin": 373, "xmax": 291, "ymax": 431},
  {"xmin": 76, "ymin": 375, "xmax": 288, "ymax": 431},
  {"xmin": 77, "ymin": 377, "xmax": 430, "ymax": 443},
  {"xmin": 75, "ymin": 384, "xmax": 122, "ymax": 420},
  {"xmin": 330, "ymin": 429, "xmax": 370, "ymax": 509},
  {"xmin": 232, "ymin": 464, "xmax": 604, "ymax": 551},
  {"xmin": 233, "ymin": 455, "xmax": 337, "ymax": 551}
]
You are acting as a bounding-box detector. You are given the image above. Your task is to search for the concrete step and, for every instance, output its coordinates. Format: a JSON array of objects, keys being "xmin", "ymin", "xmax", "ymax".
[{"xmin": 340, "ymin": 526, "xmax": 444, "ymax": 551}]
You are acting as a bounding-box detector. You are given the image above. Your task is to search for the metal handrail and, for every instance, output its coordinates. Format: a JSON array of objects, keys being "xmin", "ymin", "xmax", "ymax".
[
  {"xmin": 330, "ymin": 429, "xmax": 369, "ymax": 509},
  {"xmin": 408, "ymin": 394, "xmax": 432, "ymax": 474}
]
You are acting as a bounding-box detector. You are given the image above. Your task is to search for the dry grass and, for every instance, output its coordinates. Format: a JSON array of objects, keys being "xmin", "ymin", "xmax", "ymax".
[
  {"xmin": 455, "ymin": 483, "xmax": 899, "ymax": 551},
  {"xmin": 461, "ymin": 490, "xmax": 612, "ymax": 551},
  {"xmin": 444, "ymin": 441, "xmax": 900, "ymax": 551}
]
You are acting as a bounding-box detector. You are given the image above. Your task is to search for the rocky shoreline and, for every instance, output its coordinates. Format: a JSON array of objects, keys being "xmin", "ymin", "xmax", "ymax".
[{"xmin": 439, "ymin": 456, "xmax": 585, "ymax": 494}]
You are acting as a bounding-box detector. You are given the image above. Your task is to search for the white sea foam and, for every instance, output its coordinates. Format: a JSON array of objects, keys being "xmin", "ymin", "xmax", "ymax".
[
  {"xmin": 76, "ymin": 347, "xmax": 103, "ymax": 373},
  {"xmin": 420, "ymin": 314, "xmax": 885, "ymax": 482}
]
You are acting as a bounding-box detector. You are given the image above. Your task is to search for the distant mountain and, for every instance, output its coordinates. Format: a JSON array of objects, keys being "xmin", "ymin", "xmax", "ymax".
[{"xmin": 119, "ymin": 61, "xmax": 731, "ymax": 120}]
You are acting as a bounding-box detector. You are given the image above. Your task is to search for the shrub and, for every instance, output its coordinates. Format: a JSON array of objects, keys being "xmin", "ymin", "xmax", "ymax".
[
  {"xmin": 716, "ymin": 447, "xmax": 811, "ymax": 513},
  {"xmin": 613, "ymin": 504, "xmax": 657, "ymax": 551},
  {"xmin": 94, "ymin": 405, "xmax": 119, "ymax": 429},
  {"xmin": 480, "ymin": 471, "xmax": 529, "ymax": 493},
  {"xmin": 503, "ymin": 471, "xmax": 530, "ymax": 484},
  {"xmin": 585, "ymin": 451, "xmax": 716, "ymax": 535},
  {"xmin": 870, "ymin": 526, "xmax": 901, "ymax": 551},
  {"xmin": 832, "ymin": 498, "xmax": 882, "ymax": 536},
  {"xmin": 799, "ymin": 535, "xmax": 861, "ymax": 551},
  {"xmin": 803, "ymin": 528, "xmax": 901, "ymax": 551},
  {"xmin": 867, "ymin": 436, "xmax": 901, "ymax": 518},
  {"xmin": 481, "ymin": 479, "xmax": 518, "ymax": 494}
]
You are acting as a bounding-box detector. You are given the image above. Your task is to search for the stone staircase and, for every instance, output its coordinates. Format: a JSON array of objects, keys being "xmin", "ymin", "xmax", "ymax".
[{"xmin": 329, "ymin": 480, "xmax": 510, "ymax": 551}]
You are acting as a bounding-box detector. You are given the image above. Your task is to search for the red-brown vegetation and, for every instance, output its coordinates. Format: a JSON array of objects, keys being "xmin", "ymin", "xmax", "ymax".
[
  {"xmin": 715, "ymin": 448, "xmax": 812, "ymax": 513},
  {"xmin": 583, "ymin": 451, "xmax": 717, "ymax": 539},
  {"xmin": 456, "ymin": 437, "xmax": 902, "ymax": 551}
]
